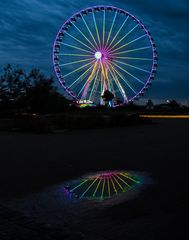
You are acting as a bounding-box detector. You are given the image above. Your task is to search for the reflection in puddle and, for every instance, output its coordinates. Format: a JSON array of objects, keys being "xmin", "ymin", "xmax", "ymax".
[
  {"xmin": 64, "ymin": 171, "xmax": 142, "ymax": 200},
  {"xmin": 0, "ymin": 170, "xmax": 153, "ymax": 237}
]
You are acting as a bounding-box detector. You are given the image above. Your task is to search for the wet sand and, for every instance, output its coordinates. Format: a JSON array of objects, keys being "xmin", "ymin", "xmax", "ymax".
[{"xmin": 0, "ymin": 119, "xmax": 188, "ymax": 239}]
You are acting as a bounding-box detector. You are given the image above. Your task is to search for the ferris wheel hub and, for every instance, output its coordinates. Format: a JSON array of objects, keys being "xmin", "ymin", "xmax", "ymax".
[{"xmin": 94, "ymin": 51, "xmax": 102, "ymax": 60}]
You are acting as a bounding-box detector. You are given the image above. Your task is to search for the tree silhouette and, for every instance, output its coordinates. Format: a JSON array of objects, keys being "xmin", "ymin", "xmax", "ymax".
[
  {"xmin": 102, "ymin": 90, "xmax": 114, "ymax": 107},
  {"xmin": 0, "ymin": 64, "xmax": 69, "ymax": 115},
  {"xmin": 146, "ymin": 99, "xmax": 154, "ymax": 110},
  {"xmin": 168, "ymin": 100, "xmax": 180, "ymax": 110},
  {"xmin": 0, "ymin": 64, "xmax": 26, "ymax": 111}
]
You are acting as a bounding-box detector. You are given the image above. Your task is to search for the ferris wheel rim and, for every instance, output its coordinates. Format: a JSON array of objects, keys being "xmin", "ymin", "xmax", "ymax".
[{"xmin": 53, "ymin": 5, "xmax": 158, "ymax": 104}]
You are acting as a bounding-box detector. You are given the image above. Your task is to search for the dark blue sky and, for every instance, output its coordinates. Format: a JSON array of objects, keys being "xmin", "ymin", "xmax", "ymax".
[{"xmin": 0, "ymin": 0, "xmax": 189, "ymax": 103}]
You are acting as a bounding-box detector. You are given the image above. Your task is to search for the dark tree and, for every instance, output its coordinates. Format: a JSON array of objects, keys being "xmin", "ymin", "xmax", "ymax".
[
  {"xmin": 102, "ymin": 90, "xmax": 114, "ymax": 107},
  {"xmin": 0, "ymin": 64, "xmax": 26, "ymax": 112},
  {"xmin": 21, "ymin": 68, "xmax": 70, "ymax": 113},
  {"xmin": 168, "ymin": 100, "xmax": 180, "ymax": 110},
  {"xmin": 146, "ymin": 99, "xmax": 154, "ymax": 110},
  {"xmin": 0, "ymin": 65, "xmax": 69, "ymax": 115}
]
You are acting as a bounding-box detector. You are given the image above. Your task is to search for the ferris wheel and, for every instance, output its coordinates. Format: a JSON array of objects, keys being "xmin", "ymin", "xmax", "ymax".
[{"xmin": 53, "ymin": 6, "xmax": 157, "ymax": 106}]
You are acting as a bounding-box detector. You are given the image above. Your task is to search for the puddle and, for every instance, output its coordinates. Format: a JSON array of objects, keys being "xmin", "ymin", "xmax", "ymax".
[
  {"xmin": 64, "ymin": 170, "xmax": 142, "ymax": 201},
  {"xmin": 0, "ymin": 171, "xmax": 154, "ymax": 226}
]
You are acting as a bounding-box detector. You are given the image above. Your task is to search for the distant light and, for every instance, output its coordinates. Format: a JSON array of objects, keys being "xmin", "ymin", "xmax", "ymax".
[
  {"xmin": 140, "ymin": 115, "xmax": 189, "ymax": 119},
  {"xmin": 95, "ymin": 51, "xmax": 102, "ymax": 60}
]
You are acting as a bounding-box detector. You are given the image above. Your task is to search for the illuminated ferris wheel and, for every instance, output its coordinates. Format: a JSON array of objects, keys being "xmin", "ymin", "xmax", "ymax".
[{"xmin": 53, "ymin": 6, "xmax": 157, "ymax": 106}]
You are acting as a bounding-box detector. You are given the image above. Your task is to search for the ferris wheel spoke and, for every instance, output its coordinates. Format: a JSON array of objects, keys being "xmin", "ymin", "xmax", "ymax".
[
  {"xmin": 108, "ymin": 72, "xmax": 127, "ymax": 103},
  {"xmin": 109, "ymin": 177, "xmax": 117, "ymax": 194},
  {"xmin": 101, "ymin": 178, "xmax": 106, "ymax": 199},
  {"xmin": 59, "ymin": 53, "xmax": 92, "ymax": 57},
  {"xmin": 107, "ymin": 178, "xmax": 110, "ymax": 197},
  {"xmin": 68, "ymin": 64, "xmax": 95, "ymax": 88},
  {"xmin": 61, "ymin": 42, "xmax": 93, "ymax": 54},
  {"xmin": 81, "ymin": 15, "xmax": 99, "ymax": 49},
  {"xmin": 65, "ymin": 32, "xmax": 96, "ymax": 52},
  {"xmin": 105, "ymin": 68, "xmax": 111, "ymax": 92},
  {"xmin": 111, "ymin": 34, "xmax": 147, "ymax": 53},
  {"xmin": 116, "ymin": 174, "xmax": 131, "ymax": 188},
  {"xmin": 72, "ymin": 22, "xmax": 97, "ymax": 50},
  {"xmin": 109, "ymin": 62, "xmax": 137, "ymax": 95},
  {"xmin": 100, "ymin": 61, "xmax": 108, "ymax": 91},
  {"xmin": 120, "ymin": 173, "xmax": 140, "ymax": 184},
  {"xmin": 108, "ymin": 24, "xmax": 139, "ymax": 52},
  {"xmin": 59, "ymin": 58, "xmax": 94, "ymax": 67},
  {"xmin": 108, "ymin": 64, "xmax": 128, "ymax": 102},
  {"xmin": 108, "ymin": 67, "xmax": 124, "ymax": 96},
  {"xmin": 107, "ymin": 16, "xmax": 129, "ymax": 50},
  {"xmin": 112, "ymin": 56, "xmax": 152, "ymax": 61},
  {"xmin": 78, "ymin": 80, "xmax": 88, "ymax": 97},
  {"xmin": 63, "ymin": 60, "xmax": 95, "ymax": 78},
  {"xmin": 100, "ymin": 72, "xmax": 105, "ymax": 103},
  {"xmin": 102, "ymin": 10, "xmax": 106, "ymax": 46},
  {"xmin": 89, "ymin": 64, "xmax": 100, "ymax": 101},
  {"xmin": 113, "ymin": 59, "xmax": 151, "ymax": 74},
  {"xmin": 80, "ymin": 177, "xmax": 98, "ymax": 198},
  {"xmin": 105, "ymin": 10, "xmax": 118, "ymax": 48},
  {"xmin": 81, "ymin": 61, "xmax": 98, "ymax": 99},
  {"xmin": 77, "ymin": 62, "xmax": 97, "ymax": 98},
  {"xmin": 92, "ymin": 11, "xmax": 102, "ymax": 48},
  {"xmin": 111, "ymin": 61, "xmax": 145, "ymax": 85},
  {"xmin": 70, "ymin": 179, "xmax": 88, "ymax": 192},
  {"xmin": 112, "ymin": 175, "xmax": 124, "ymax": 191},
  {"xmin": 110, "ymin": 46, "xmax": 152, "ymax": 55},
  {"xmin": 104, "ymin": 65, "xmax": 116, "ymax": 101},
  {"xmin": 93, "ymin": 178, "xmax": 102, "ymax": 197},
  {"xmin": 106, "ymin": 67, "xmax": 115, "ymax": 95},
  {"xmin": 109, "ymin": 62, "xmax": 136, "ymax": 94}
]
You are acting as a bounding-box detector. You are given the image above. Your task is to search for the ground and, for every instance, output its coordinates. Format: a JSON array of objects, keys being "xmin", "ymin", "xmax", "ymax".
[{"xmin": 0, "ymin": 119, "xmax": 188, "ymax": 239}]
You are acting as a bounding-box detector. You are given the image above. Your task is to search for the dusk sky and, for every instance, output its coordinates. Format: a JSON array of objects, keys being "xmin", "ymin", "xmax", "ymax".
[{"xmin": 0, "ymin": 0, "xmax": 189, "ymax": 103}]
